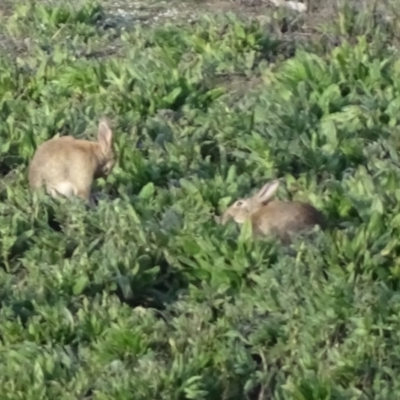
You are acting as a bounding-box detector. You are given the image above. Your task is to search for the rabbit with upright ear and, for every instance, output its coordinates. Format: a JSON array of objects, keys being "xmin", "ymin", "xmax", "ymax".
[
  {"xmin": 220, "ymin": 180, "xmax": 325, "ymax": 244},
  {"xmin": 28, "ymin": 117, "xmax": 116, "ymax": 203}
]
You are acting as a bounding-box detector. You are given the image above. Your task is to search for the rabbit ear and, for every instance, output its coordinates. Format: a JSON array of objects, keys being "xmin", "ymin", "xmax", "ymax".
[
  {"xmin": 98, "ymin": 118, "xmax": 113, "ymax": 152},
  {"xmin": 255, "ymin": 180, "xmax": 280, "ymax": 204}
]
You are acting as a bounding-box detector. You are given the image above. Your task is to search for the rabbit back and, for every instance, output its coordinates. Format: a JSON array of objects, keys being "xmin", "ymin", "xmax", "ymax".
[
  {"xmin": 28, "ymin": 137, "xmax": 99, "ymax": 200},
  {"xmin": 252, "ymin": 200, "xmax": 325, "ymax": 240}
]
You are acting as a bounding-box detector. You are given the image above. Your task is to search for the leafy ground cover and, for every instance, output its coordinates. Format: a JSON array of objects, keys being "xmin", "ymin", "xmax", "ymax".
[{"xmin": 2, "ymin": 0, "xmax": 400, "ymax": 398}]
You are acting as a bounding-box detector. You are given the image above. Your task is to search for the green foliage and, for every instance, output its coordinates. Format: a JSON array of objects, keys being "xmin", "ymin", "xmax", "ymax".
[{"xmin": 2, "ymin": 0, "xmax": 400, "ymax": 398}]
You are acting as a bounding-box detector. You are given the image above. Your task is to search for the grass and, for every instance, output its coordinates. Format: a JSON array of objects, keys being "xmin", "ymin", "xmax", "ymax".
[{"xmin": 2, "ymin": 0, "xmax": 400, "ymax": 398}]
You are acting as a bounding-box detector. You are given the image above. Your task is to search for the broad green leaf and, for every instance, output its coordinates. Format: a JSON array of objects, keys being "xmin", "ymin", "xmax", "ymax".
[
  {"xmin": 72, "ymin": 275, "xmax": 89, "ymax": 295},
  {"xmin": 138, "ymin": 182, "xmax": 155, "ymax": 199}
]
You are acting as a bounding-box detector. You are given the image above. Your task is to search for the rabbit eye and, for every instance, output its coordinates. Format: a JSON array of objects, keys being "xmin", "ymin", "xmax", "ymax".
[{"xmin": 235, "ymin": 200, "xmax": 244, "ymax": 207}]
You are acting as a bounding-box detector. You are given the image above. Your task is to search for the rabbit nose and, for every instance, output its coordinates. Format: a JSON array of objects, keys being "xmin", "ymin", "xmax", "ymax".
[{"xmin": 220, "ymin": 213, "xmax": 231, "ymax": 225}]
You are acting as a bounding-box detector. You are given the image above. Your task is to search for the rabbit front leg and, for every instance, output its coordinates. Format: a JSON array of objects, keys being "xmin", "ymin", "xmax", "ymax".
[
  {"xmin": 76, "ymin": 187, "xmax": 92, "ymax": 203},
  {"xmin": 48, "ymin": 181, "xmax": 76, "ymax": 199},
  {"xmin": 88, "ymin": 193, "xmax": 97, "ymax": 208}
]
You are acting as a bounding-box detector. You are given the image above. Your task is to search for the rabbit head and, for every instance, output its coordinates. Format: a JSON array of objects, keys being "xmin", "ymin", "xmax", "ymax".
[
  {"xmin": 93, "ymin": 117, "xmax": 116, "ymax": 179},
  {"xmin": 221, "ymin": 180, "xmax": 280, "ymax": 225}
]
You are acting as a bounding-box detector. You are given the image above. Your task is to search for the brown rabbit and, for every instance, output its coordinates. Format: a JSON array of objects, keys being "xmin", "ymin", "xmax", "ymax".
[
  {"xmin": 28, "ymin": 117, "xmax": 115, "ymax": 203},
  {"xmin": 220, "ymin": 180, "xmax": 325, "ymax": 244}
]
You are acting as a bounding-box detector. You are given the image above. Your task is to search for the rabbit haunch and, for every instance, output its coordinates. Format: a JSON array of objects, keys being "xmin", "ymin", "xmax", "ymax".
[
  {"xmin": 28, "ymin": 118, "xmax": 115, "ymax": 202},
  {"xmin": 220, "ymin": 180, "xmax": 325, "ymax": 243}
]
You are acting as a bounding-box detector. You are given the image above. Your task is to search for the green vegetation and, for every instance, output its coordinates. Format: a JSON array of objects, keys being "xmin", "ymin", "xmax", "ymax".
[{"xmin": 2, "ymin": 0, "xmax": 400, "ymax": 398}]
